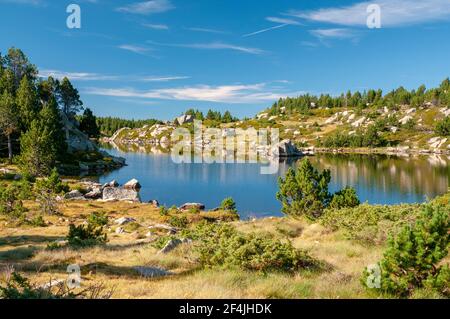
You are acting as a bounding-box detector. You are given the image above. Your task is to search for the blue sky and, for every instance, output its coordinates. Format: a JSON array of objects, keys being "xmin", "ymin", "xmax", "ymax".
[{"xmin": 1, "ymin": 0, "xmax": 450, "ymax": 120}]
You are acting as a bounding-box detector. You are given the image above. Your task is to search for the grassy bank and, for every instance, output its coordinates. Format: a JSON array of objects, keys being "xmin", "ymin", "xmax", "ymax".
[{"xmin": 1, "ymin": 191, "xmax": 448, "ymax": 299}]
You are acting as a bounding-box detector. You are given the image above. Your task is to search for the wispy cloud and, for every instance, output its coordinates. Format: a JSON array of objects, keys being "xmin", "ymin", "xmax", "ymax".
[
  {"xmin": 310, "ymin": 28, "xmax": 359, "ymax": 40},
  {"xmin": 142, "ymin": 23, "xmax": 169, "ymax": 30},
  {"xmin": 140, "ymin": 76, "xmax": 190, "ymax": 82},
  {"xmin": 243, "ymin": 16, "xmax": 302, "ymax": 37},
  {"xmin": 39, "ymin": 69, "xmax": 118, "ymax": 81},
  {"xmin": 39, "ymin": 69, "xmax": 189, "ymax": 82},
  {"xmin": 147, "ymin": 40, "xmax": 265, "ymax": 55},
  {"xmin": 186, "ymin": 27, "xmax": 228, "ymax": 34},
  {"xmin": 0, "ymin": 0, "xmax": 44, "ymax": 5},
  {"xmin": 290, "ymin": 0, "xmax": 450, "ymax": 27},
  {"xmin": 266, "ymin": 16, "xmax": 302, "ymax": 25},
  {"xmin": 118, "ymin": 44, "xmax": 152, "ymax": 55},
  {"xmin": 117, "ymin": 0, "xmax": 174, "ymax": 15},
  {"xmin": 85, "ymin": 83, "xmax": 298, "ymax": 103}
]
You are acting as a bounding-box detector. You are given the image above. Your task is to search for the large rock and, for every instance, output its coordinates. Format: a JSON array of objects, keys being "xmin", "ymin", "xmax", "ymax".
[
  {"xmin": 115, "ymin": 217, "xmax": 136, "ymax": 225},
  {"xmin": 123, "ymin": 179, "xmax": 141, "ymax": 190},
  {"xmin": 270, "ymin": 139, "xmax": 303, "ymax": 158},
  {"xmin": 175, "ymin": 114, "xmax": 194, "ymax": 126},
  {"xmin": 64, "ymin": 190, "xmax": 85, "ymax": 200},
  {"xmin": 84, "ymin": 188, "xmax": 102, "ymax": 200},
  {"xmin": 102, "ymin": 187, "xmax": 141, "ymax": 202},
  {"xmin": 60, "ymin": 111, "xmax": 97, "ymax": 152}
]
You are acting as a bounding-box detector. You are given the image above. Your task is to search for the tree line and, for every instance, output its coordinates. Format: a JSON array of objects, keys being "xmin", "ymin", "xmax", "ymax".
[
  {"xmin": 0, "ymin": 47, "xmax": 86, "ymax": 176},
  {"xmin": 184, "ymin": 109, "xmax": 238, "ymax": 123},
  {"xmin": 269, "ymin": 78, "xmax": 450, "ymax": 115}
]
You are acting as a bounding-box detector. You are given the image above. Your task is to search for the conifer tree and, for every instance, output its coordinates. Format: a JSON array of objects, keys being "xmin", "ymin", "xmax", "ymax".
[
  {"xmin": 79, "ymin": 108, "xmax": 100, "ymax": 138},
  {"xmin": 16, "ymin": 76, "xmax": 38, "ymax": 131},
  {"xmin": 0, "ymin": 91, "xmax": 19, "ymax": 163}
]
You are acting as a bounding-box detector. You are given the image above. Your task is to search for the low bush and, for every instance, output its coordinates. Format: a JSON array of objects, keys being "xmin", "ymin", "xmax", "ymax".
[
  {"xmin": 86, "ymin": 212, "xmax": 108, "ymax": 227},
  {"xmin": 435, "ymin": 116, "xmax": 450, "ymax": 136},
  {"xmin": 168, "ymin": 215, "xmax": 188, "ymax": 228},
  {"xmin": 362, "ymin": 205, "xmax": 449, "ymax": 297},
  {"xmin": 192, "ymin": 223, "xmax": 318, "ymax": 273},
  {"xmin": 0, "ymin": 184, "xmax": 27, "ymax": 221},
  {"xmin": 220, "ymin": 197, "xmax": 237, "ymax": 212},
  {"xmin": 321, "ymin": 203, "xmax": 419, "ymax": 244},
  {"xmin": 67, "ymin": 220, "xmax": 107, "ymax": 248},
  {"xmin": 320, "ymin": 125, "xmax": 387, "ymax": 148},
  {"xmin": 329, "ymin": 187, "xmax": 360, "ymax": 209}
]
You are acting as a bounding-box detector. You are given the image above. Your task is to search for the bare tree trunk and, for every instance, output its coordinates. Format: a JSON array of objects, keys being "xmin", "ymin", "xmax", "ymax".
[{"xmin": 7, "ymin": 134, "xmax": 12, "ymax": 164}]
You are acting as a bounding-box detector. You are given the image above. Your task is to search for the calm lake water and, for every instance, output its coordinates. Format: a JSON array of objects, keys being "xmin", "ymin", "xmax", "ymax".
[{"xmin": 99, "ymin": 145, "xmax": 450, "ymax": 218}]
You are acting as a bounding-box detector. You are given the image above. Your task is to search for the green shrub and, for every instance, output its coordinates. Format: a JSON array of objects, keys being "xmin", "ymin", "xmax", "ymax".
[
  {"xmin": 34, "ymin": 168, "xmax": 69, "ymax": 195},
  {"xmin": 220, "ymin": 197, "xmax": 237, "ymax": 212},
  {"xmin": 193, "ymin": 223, "xmax": 317, "ymax": 272},
  {"xmin": 362, "ymin": 205, "xmax": 449, "ymax": 297},
  {"xmin": 321, "ymin": 125, "xmax": 387, "ymax": 148},
  {"xmin": 0, "ymin": 184, "xmax": 27, "ymax": 220},
  {"xmin": 86, "ymin": 212, "xmax": 108, "ymax": 227},
  {"xmin": 329, "ymin": 187, "xmax": 360, "ymax": 209},
  {"xmin": 67, "ymin": 221, "xmax": 107, "ymax": 247},
  {"xmin": 28, "ymin": 215, "xmax": 46, "ymax": 227},
  {"xmin": 159, "ymin": 206, "xmax": 169, "ymax": 216},
  {"xmin": 321, "ymin": 203, "xmax": 419, "ymax": 244},
  {"xmin": 168, "ymin": 215, "xmax": 188, "ymax": 228},
  {"xmin": 435, "ymin": 116, "xmax": 450, "ymax": 136}
]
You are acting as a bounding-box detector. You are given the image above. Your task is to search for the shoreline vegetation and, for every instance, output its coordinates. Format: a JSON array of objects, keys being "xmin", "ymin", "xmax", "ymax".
[{"xmin": 0, "ymin": 47, "xmax": 449, "ymax": 299}]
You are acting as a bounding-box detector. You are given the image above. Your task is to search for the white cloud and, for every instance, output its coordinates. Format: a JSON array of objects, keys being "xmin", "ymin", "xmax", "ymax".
[
  {"xmin": 290, "ymin": 0, "xmax": 450, "ymax": 27},
  {"xmin": 148, "ymin": 40, "xmax": 265, "ymax": 55},
  {"xmin": 266, "ymin": 16, "xmax": 302, "ymax": 25},
  {"xmin": 142, "ymin": 23, "xmax": 169, "ymax": 30},
  {"xmin": 118, "ymin": 44, "xmax": 152, "ymax": 55},
  {"xmin": 186, "ymin": 27, "xmax": 228, "ymax": 34},
  {"xmin": 85, "ymin": 83, "xmax": 299, "ymax": 103},
  {"xmin": 310, "ymin": 28, "xmax": 359, "ymax": 39},
  {"xmin": 140, "ymin": 76, "xmax": 190, "ymax": 82},
  {"xmin": 117, "ymin": 0, "xmax": 174, "ymax": 15},
  {"xmin": 0, "ymin": 0, "xmax": 44, "ymax": 5},
  {"xmin": 39, "ymin": 69, "xmax": 118, "ymax": 81}
]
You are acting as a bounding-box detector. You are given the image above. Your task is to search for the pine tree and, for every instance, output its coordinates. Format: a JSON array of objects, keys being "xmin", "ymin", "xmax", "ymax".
[
  {"xmin": 362, "ymin": 205, "xmax": 449, "ymax": 297},
  {"xmin": 276, "ymin": 158, "xmax": 332, "ymax": 219},
  {"xmin": 79, "ymin": 108, "xmax": 100, "ymax": 138},
  {"xmin": 57, "ymin": 77, "xmax": 83, "ymax": 118},
  {"xmin": 19, "ymin": 120, "xmax": 56, "ymax": 176},
  {"xmin": 16, "ymin": 76, "xmax": 38, "ymax": 131},
  {"xmin": 39, "ymin": 97, "xmax": 67, "ymax": 160},
  {"xmin": 0, "ymin": 91, "xmax": 19, "ymax": 163},
  {"xmin": 3, "ymin": 47, "xmax": 37, "ymax": 90}
]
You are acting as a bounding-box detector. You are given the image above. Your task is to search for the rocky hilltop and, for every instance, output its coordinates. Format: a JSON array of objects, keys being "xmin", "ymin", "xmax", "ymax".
[{"xmin": 104, "ymin": 104, "xmax": 450, "ymax": 156}]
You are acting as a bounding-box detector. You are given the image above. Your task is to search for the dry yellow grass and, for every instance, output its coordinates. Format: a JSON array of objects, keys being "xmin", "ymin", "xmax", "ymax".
[{"xmin": 0, "ymin": 199, "xmax": 386, "ymax": 299}]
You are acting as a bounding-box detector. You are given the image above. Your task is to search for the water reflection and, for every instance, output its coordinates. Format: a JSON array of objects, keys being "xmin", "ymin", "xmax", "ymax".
[{"xmin": 99, "ymin": 144, "xmax": 449, "ymax": 218}]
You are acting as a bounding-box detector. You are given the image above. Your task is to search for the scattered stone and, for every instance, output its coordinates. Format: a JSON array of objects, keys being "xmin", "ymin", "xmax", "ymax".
[
  {"xmin": 134, "ymin": 266, "xmax": 171, "ymax": 278},
  {"xmin": 351, "ymin": 117, "xmax": 366, "ymax": 128},
  {"xmin": 115, "ymin": 217, "xmax": 136, "ymax": 225},
  {"xmin": 148, "ymin": 199, "xmax": 160, "ymax": 208},
  {"xmin": 103, "ymin": 180, "xmax": 119, "ymax": 188},
  {"xmin": 115, "ymin": 227, "xmax": 125, "ymax": 234},
  {"xmin": 148, "ymin": 223, "xmax": 178, "ymax": 234},
  {"xmin": 158, "ymin": 239, "xmax": 182, "ymax": 254},
  {"xmin": 84, "ymin": 188, "xmax": 102, "ymax": 199},
  {"xmin": 399, "ymin": 115, "xmax": 413, "ymax": 125},
  {"xmin": 64, "ymin": 190, "xmax": 85, "ymax": 200},
  {"xmin": 405, "ymin": 108, "xmax": 416, "ymax": 115},
  {"xmin": 179, "ymin": 203, "xmax": 205, "ymax": 211}
]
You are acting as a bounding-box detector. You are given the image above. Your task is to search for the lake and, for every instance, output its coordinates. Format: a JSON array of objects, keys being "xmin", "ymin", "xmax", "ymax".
[{"xmin": 99, "ymin": 145, "xmax": 450, "ymax": 218}]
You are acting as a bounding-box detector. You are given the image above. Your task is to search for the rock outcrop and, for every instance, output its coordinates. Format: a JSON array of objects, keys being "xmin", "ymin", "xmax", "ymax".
[
  {"xmin": 102, "ymin": 187, "xmax": 141, "ymax": 202},
  {"xmin": 270, "ymin": 139, "xmax": 303, "ymax": 157}
]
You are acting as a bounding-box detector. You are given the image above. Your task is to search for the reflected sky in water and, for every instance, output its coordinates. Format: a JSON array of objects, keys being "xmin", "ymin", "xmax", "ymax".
[{"xmin": 99, "ymin": 147, "xmax": 450, "ymax": 218}]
